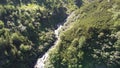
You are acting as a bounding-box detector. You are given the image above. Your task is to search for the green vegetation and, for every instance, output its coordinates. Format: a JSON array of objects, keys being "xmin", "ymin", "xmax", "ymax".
[
  {"xmin": 0, "ymin": 0, "xmax": 75, "ymax": 68},
  {"xmin": 0, "ymin": 0, "xmax": 120, "ymax": 68},
  {"xmin": 47, "ymin": 0, "xmax": 120, "ymax": 68},
  {"xmin": 0, "ymin": 0, "xmax": 82, "ymax": 68}
]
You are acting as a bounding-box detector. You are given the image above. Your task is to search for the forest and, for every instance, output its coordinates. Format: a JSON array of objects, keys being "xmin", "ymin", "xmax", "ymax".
[{"xmin": 0, "ymin": 0, "xmax": 120, "ymax": 68}]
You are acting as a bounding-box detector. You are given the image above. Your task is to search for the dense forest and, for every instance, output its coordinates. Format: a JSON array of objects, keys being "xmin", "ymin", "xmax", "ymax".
[
  {"xmin": 0, "ymin": 0, "xmax": 120, "ymax": 68},
  {"xmin": 47, "ymin": 0, "xmax": 120, "ymax": 68}
]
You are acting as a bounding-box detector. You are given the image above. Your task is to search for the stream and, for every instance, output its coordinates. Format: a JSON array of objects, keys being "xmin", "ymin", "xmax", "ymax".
[
  {"xmin": 34, "ymin": 24, "xmax": 63, "ymax": 68},
  {"xmin": 34, "ymin": 11, "xmax": 76, "ymax": 68}
]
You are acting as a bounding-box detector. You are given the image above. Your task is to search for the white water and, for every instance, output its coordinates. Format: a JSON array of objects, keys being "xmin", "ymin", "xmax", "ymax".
[
  {"xmin": 34, "ymin": 11, "xmax": 76, "ymax": 68},
  {"xmin": 34, "ymin": 24, "xmax": 63, "ymax": 68}
]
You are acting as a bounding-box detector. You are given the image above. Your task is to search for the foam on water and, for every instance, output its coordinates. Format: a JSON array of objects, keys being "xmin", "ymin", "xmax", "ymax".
[{"xmin": 34, "ymin": 25, "xmax": 63, "ymax": 68}]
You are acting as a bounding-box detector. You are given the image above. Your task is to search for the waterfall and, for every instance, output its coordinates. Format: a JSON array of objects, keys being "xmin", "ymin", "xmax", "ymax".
[
  {"xmin": 34, "ymin": 11, "xmax": 75, "ymax": 68},
  {"xmin": 34, "ymin": 24, "xmax": 63, "ymax": 68}
]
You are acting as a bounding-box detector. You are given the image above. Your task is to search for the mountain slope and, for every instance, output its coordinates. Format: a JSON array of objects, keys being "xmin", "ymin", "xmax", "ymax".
[
  {"xmin": 47, "ymin": 0, "xmax": 120, "ymax": 68},
  {"xmin": 0, "ymin": 0, "xmax": 81, "ymax": 68}
]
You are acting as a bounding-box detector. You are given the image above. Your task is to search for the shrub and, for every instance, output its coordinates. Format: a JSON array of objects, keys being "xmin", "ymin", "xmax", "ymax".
[
  {"xmin": 11, "ymin": 33, "xmax": 25, "ymax": 46},
  {"xmin": 20, "ymin": 44, "xmax": 31, "ymax": 52},
  {"xmin": 0, "ymin": 20, "xmax": 4, "ymax": 29}
]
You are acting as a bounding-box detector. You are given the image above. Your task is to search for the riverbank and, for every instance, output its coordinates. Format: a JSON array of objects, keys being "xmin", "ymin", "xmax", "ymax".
[{"xmin": 34, "ymin": 11, "xmax": 76, "ymax": 68}]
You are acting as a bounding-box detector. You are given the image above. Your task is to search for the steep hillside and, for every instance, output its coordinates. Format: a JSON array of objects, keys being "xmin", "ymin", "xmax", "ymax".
[
  {"xmin": 47, "ymin": 0, "xmax": 120, "ymax": 68},
  {"xmin": 0, "ymin": 0, "xmax": 82, "ymax": 68},
  {"xmin": 0, "ymin": 0, "xmax": 120, "ymax": 68}
]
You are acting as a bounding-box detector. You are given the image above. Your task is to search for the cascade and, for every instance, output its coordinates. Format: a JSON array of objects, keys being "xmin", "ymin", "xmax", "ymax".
[{"xmin": 34, "ymin": 11, "xmax": 75, "ymax": 68}]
